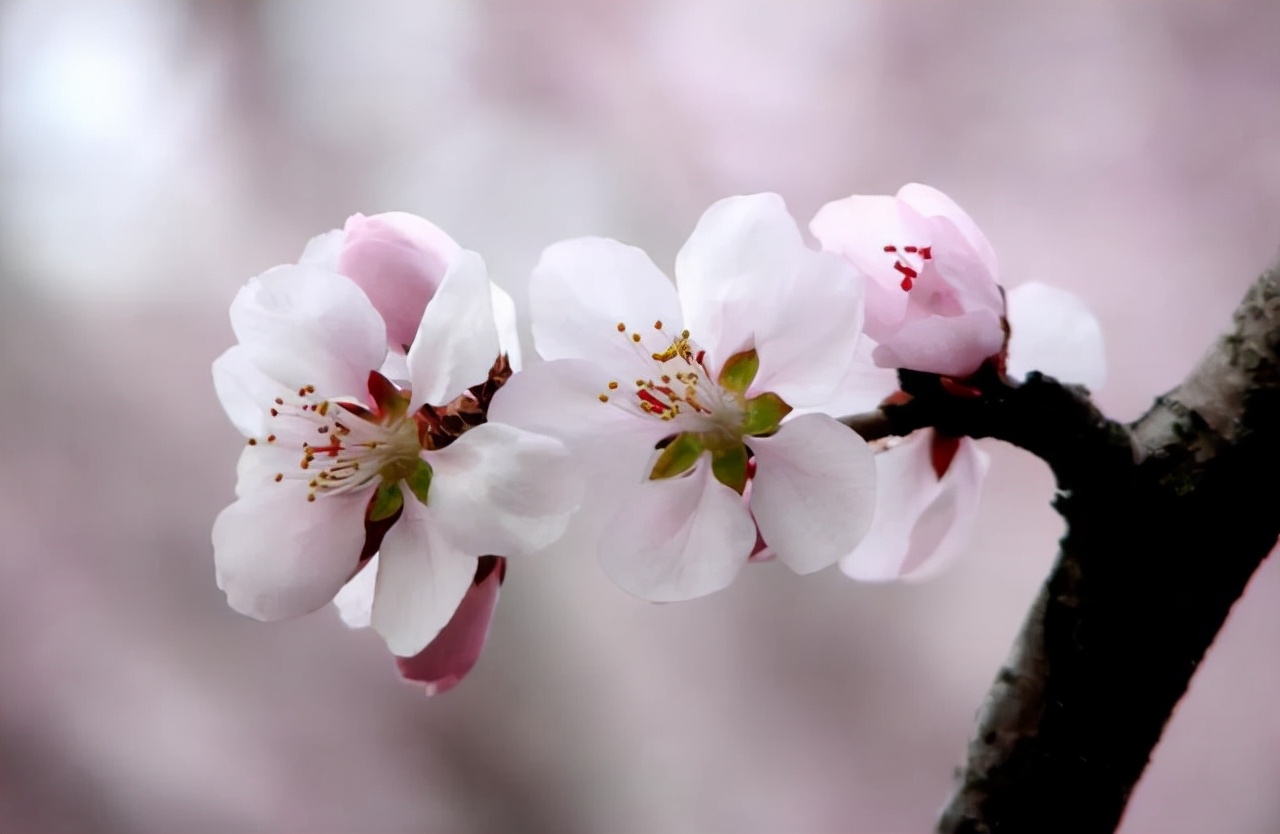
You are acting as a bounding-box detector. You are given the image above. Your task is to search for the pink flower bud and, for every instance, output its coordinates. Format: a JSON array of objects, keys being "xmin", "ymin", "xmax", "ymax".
[
  {"xmin": 811, "ymin": 184, "xmax": 1006, "ymax": 378},
  {"xmin": 337, "ymin": 212, "xmax": 462, "ymax": 353}
]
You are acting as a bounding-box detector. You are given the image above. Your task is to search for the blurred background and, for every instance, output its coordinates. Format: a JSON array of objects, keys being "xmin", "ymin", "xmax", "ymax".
[{"xmin": 3, "ymin": 2, "xmax": 1279, "ymax": 832}]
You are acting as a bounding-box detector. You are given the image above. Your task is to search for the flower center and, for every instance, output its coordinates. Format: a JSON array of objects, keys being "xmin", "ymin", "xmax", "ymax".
[
  {"xmin": 597, "ymin": 320, "xmax": 745, "ymax": 437},
  {"xmin": 882, "ymin": 244, "xmax": 933, "ymax": 291},
  {"xmin": 250, "ymin": 376, "xmax": 430, "ymax": 505},
  {"xmin": 594, "ymin": 322, "xmax": 793, "ymax": 494}
]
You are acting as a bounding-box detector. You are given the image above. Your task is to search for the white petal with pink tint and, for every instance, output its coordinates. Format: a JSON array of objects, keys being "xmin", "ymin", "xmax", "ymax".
[
  {"xmin": 230, "ymin": 264, "xmax": 387, "ymax": 398},
  {"xmin": 1005, "ymin": 282, "xmax": 1107, "ymax": 390},
  {"xmin": 749, "ymin": 413, "xmax": 877, "ymax": 574},
  {"xmin": 407, "ymin": 249, "xmax": 501, "ymax": 410},
  {"xmin": 530, "ymin": 236, "xmax": 684, "ymax": 374},
  {"xmin": 841, "ymin": 431, "xmax": 990, "ymax": 582},
  {"xmin": 870, "ymin": 309, "xmax": 1005, "ymax": 379},
  {"xmin": 426, "ymin": 422, "xmax": 579, "ymax": 559},
  {"xmin": 213, "ymin": 483, "xmax": 370, "ymax": 620},
  {"xmin": 371, "ymin": 496, "xmax": 479, "ymax": 656},
  {"xmin": 600, "ymin": 460, "xmax": 757, "ymax": 602},
  {"xmin": 674, "ymin": 193, "xmax": 805, "ymax": 366}
]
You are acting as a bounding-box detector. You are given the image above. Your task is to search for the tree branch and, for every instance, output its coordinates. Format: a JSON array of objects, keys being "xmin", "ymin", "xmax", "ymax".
[{"xmin": 851, "ymin": 261, "xmax": 1280, "ymax": 833}]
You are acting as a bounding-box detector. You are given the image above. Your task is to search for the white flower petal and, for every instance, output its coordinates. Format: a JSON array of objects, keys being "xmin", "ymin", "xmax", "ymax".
[
  {"xmin": 529, "ymin": 237, "xmax": 683, "ymax": 373},
  {"xmin": 600, "ymin": 459, "xmax": 757, "ymax": 602},
  {"xmin": 488, "ymin": 358, "xmax": 671, "ymax": 447},
  {"xmin": 333, "ymin": 555, "xmax": 378, "ymax": 629},
  {"xmin": 490, "ymin": 282, "xmax": 523, "ymax": 372},
  {"xmin": 231, "ymin": 442, "xmax": 305, "ymax": 498},
  {"xmin": 749, "ymin": 413, "xmax": 877, "ymax": 575},
  {"xmin": 745, "ymin": 249, "xmax": 865, "ymax": 407},
  {"xmin": 297, "ymin": 228, "xmax": 344, "ymax": 271},
  {"xmin": 212, "ymin": 484, "xmax": 370, "ymax": 621},
  {"xmin": 426, "ymin": 423, "xmax": 580, "ymax": 558},
  {"xmin": 229, "ymin": 263, "xmax": 387, "ymax": 398},
  {"xmin": 794, "ymin": 337, "xmax": 900, "ymax": 419},
  {"xmin": 1005, "ymin": 282, "xmax": 1107, "ymax": 390},
  {"xmin": 371, "ymin": 497, "xmax": 478, "ymax": 657},
  {"xmin": 407, "ymin": 250, "xmax": 501, "ymax": 410},
  {"xmin": 841, "ymin": 431, "xmax": 990, "ymax": 582},
  {"xmin": 674, "ymin": 193, "xmax": 805, "ymax": 367},
  {"xmin": 212, "ymin": 345, "xmax": 282, "ymax": 438}
]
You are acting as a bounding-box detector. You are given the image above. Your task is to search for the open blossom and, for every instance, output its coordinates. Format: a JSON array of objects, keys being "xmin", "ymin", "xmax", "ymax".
[
  {"xmin": 810, "ymin": 183, "xmax": 1006, "ymax": 378},
  {"xmin": 490, "ymin": 193, "xmax": 878, "ymax": 602},
  {"xmin": 842, "ymin": 281, "xmax": 1106, "ymax": 581},
  {"xmin": 211, "ymin": 238, "xmax": 577, "ymax": 661}
]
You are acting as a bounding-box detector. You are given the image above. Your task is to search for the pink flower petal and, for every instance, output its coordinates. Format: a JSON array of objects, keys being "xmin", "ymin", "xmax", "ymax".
[
  {"xmin": 337, "ymin": 212, "xmax": 461, "ymax": 353},
  {"xmin": 395, "ymin": 557, "xmax": 506, "ymax": 696},
  {"xmin": 841, "ymin": 430, "xmax": 990, "ymax": 582},
  {"xmin": 871, "ymin": 308, "xmax": 1005, "ymax": 379}
]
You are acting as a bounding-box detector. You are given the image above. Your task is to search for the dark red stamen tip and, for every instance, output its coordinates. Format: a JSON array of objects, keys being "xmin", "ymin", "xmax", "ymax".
[{"xmin": 636, "ymin": 389, "xmax": 667, "ymax": 413}]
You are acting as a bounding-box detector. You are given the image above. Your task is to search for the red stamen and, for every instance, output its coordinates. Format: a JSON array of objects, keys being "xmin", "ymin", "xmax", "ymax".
[
  {"xmin": 307, "ymin": 442, "xmax": 343, "ymax": 457},
  {"xmin": 894, "ymin": 261, "xmax": 918, "ymax": 291},
  {"xmin": 903, "ymin": 245, "xmax": 918, "ymax": 253},
  {"xmin": 883, "ymin": 245, "xmax": 897, "ymax": 252},
  {"xmin": 636, "ymin": 389, "xmax": 667, "ymax": 413}
]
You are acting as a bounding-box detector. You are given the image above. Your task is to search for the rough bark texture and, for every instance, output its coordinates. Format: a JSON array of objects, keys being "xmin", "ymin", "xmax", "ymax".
[{"xmin": 851, "ymin": 262, "xmax": 1280, "ymax": 834}]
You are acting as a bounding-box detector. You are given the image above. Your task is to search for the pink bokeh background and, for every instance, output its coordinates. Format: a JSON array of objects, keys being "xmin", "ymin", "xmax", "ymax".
[{"xmin": 2, "ymin": 2, "xmax": 1278, "ymax": 832}]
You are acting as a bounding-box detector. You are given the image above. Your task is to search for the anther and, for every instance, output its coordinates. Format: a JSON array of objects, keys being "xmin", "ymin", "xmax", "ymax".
[
  {"xmin": 608, "ymin": 381, "xmax": 619, "ymax": 390},
  {"xmin": 654, "ymin": 320, "xmax": 663, "ymax": 330},
  {"xmin": 266, "ymin": 434, "xmax": 276, "ymax": 443},
  {"xmin": 306, "ymin": 494, "xmax": 316, "ymax": 502},
  {"xmin": 270, "ymin": 408, "xmax": 279, "ymax": 417},
  {"xmin": 274, "ymin": 397, "xmax": 284, "ymax": 405},
  {"xmin": 247, "ymin": 438, "xmax": 257, "ymax": 446},
  {"xmin": 598, "ymin": 394, "xmax": 609, "ymax": 402},
  {"xmin": 274, "ymin": 473, "xmax": 283, "ymax": 482},
  {"xmin": 631, "ymin": 333, "xmax": 641, "ymax": 343},
  {"xmin": 616, "ymin": 322, "xmax": 626, "ymax": 332}
]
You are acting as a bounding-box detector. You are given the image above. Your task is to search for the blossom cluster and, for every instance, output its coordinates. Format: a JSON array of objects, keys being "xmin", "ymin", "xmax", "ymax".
[{"xmin": 211, "ymin": 187, "xmax": 1105, "ymax": 692}]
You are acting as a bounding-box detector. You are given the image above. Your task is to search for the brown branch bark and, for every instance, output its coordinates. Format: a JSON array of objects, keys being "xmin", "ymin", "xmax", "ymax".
[{"xmin": 849, "ymin": 261, "xmax": 1280, "ymax": 833}]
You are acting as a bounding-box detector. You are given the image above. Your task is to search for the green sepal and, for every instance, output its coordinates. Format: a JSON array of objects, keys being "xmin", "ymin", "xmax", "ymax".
[
  {"xmin": 404, "ymin": 459, "xmax": 434, "ymax": 505},
  {"xmin": 741, "ymin": 391, "xmax": 793, "ymax": 436},
  {"xmin": 368, "ymin": 481, "xmax": 404, "ymax": 521},
  {"xmin": 710, "ymin": 442, "xmax": 749, "ymax": 494},
  {"xmin": 717, "ymin": 349, "xmax": 760, "ymax": 394},
  {"xmin": 649, "ymin": 432, "xmax": 705, "ymax": 481}
]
